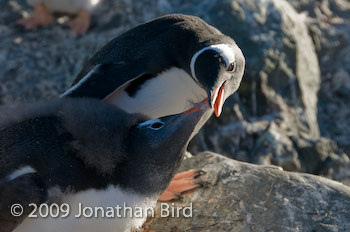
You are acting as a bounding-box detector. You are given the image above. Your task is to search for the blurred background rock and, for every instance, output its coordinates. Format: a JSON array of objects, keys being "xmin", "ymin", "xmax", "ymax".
[{"xmin": 0, "ymin": 0, "xmax": 349, "ymax": 188}]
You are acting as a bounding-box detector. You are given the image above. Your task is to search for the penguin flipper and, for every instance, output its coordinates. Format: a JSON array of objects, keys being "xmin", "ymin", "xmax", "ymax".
[
  {"xmin": 62, "ymin": 63, "xmax": 150, "ymax": 99},
  {"xmin": 0, "ymin": 173, "xmax": 47, "ymax": 232}
]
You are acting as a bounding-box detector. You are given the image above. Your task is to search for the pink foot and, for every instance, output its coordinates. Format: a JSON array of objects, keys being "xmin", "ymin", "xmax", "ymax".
[
  {"xmin": 158, "ymin": 169, "xmax": 203, "ymax": 202},
  {"xmin": 68, "ymin": 9, "xmax": 91, "ymax": 35},
  {"xmin": 18, "ymin": 3, "xmax": 53, "ymax": 30}
]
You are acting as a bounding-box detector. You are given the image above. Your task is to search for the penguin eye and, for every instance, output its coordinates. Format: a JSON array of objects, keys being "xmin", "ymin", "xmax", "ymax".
[
  {"xmin": 227, "ymin": 62, "xmax": 236, "ymax": 72},
  {"xmin": 149, "ymin": 122, "xmax": 164, "ymax": 130}
]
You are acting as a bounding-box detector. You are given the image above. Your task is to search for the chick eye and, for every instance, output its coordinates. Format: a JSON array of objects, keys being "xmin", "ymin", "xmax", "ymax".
[
  {"xmin": 227, "ymin": 62, "xmax": 236, "ymax": 72},
  {"xmin": 149, "ymin": 122, "xmax": 164, "ymax": 130}
]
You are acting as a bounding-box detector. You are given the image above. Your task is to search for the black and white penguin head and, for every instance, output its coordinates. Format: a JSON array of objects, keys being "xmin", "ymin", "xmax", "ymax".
[
  {"xmin": 190, "ymin": 43, "xmax": 245, "ymax": 117},
  {"xmin": 129, "ymin": 104, "xmax": 208, "ymax": 161}
]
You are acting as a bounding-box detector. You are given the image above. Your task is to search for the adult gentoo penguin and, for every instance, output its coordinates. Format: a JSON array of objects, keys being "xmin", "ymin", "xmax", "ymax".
[
  {"xmin": 61, "ymin": 14, "xmax": 245, "ymax": 119},
  {"xmin": 0, "ymin": 98, "xmax": 208, "ymax": 232},
  {"xmin": 61, "ymin": 14, "xmax": 245, "ymax": 200}
]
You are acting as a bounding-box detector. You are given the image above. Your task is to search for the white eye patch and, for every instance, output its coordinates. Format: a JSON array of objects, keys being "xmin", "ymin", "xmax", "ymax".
[{"xmin": 190, "ymin": 44, "xmax": 236, "ymax": 81}]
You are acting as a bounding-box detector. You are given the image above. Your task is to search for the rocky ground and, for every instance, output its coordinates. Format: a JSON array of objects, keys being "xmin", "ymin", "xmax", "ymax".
[
  {"xmin": 144, "ymin": 152, "xmax": 350, "ymax": 232},
  {"xmin": 0, "ymin": 0, "xmax": 349, "ymax": 231}
]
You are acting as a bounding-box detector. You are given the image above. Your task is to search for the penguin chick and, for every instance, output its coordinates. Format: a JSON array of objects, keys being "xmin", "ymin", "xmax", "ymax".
[
  {"xmin": 0, "ymin": 98, "xmax": 208, "ymax": 232},
  {"xmin": 18, "ymin": 0, "xmax": 100, "ymax": 34}
]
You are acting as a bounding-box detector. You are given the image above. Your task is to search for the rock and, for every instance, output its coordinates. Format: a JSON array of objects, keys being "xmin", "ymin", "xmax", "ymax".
[
  {"xmin": 190, "ymin": 114, "xmax": 302, "ymax": 172},
  {"xmin": 294, "ymin": 137, "xmax": 338, "ymax": 173},
  {"xmin": 286, "ymin": 0, "xmax": 350, "ymax": 153},
  {"xmin": 319, "ymin": 152, "xmax": 350, "ymax": 187},
  {"xmin": 143, "ymin": 152, "xmax": 350, "ymax": 232}
]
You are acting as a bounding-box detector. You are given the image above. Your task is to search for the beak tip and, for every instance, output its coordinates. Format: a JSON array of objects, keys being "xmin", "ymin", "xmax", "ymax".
[{"xmin": 214, "ymin": 109, "xmax": 221, "ymax": 117}]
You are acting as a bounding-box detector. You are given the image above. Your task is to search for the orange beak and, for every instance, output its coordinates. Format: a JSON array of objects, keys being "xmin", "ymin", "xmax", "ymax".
[{"xmin": 211, "ymin": 82, "xmax": 226, "ymax": 117}]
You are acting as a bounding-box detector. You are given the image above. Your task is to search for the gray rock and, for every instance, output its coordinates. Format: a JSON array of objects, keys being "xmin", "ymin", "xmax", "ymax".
[
  {"xmin": 319, "ymin": 152, "xmax": 350, "ymax": 187},
  {"xmin": 286, "ymin": 0, "xmax": 350, "ymax": 153},
  {"xmin": 143, "ymin": 152, "xmax": 350, "ymax": 232}
]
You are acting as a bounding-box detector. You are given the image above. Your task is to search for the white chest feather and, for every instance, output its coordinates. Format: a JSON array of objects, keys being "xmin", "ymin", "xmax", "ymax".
[
  {"xmin": 14, "ymin": 186, "xmax": 157, "ymax": 232},
  {"xmin": 105, "ymin": 67, "xmax": 207, "ymax": 119}
]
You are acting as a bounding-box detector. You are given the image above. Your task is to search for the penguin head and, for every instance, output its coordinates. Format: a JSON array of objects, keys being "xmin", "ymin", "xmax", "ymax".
[
  {"xmin": 129, "ymin": 104, "xmax": 209, "ymax": 162},
  {"xmin": 191, "ymin": 43, "xmax": 245, "ymax": 117}
]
